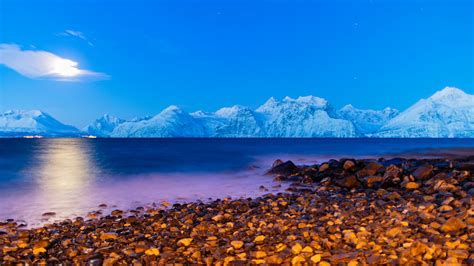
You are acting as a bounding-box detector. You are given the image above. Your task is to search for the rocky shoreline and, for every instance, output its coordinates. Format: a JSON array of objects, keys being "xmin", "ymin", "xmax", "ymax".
[{"xmin": 1, "ymin": 157, "xmax": 473, "ymax": 265}]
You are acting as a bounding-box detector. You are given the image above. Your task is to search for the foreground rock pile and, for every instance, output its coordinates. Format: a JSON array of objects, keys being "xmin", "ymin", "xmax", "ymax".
[{"xmin": 1, "ymin": 157, "xmax": 473, "ymax": 265}]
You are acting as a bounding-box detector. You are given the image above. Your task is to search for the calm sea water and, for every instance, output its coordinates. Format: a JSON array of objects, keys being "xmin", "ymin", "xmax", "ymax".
[{"xmin": 1, "ymin": 138, "xmax": 473, "ymax": 227}]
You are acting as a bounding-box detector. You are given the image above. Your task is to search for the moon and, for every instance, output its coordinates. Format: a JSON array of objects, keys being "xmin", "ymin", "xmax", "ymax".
[{"xmin": 50, "ymin": 58, "xmax": 81, "ymax": 77}]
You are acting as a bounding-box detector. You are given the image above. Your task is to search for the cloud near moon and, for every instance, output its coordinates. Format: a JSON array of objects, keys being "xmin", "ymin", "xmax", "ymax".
[{"xmin": 0, "ymin": 44, "xmax": 108, "ymax": 81}]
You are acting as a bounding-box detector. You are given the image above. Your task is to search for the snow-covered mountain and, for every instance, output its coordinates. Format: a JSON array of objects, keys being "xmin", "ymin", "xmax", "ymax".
[
  {"xmin": 212, "ymin": 106, "xmax": 265, "ymax": 137},
  {"xmin": 337, "ymin": 105, "xmax": 399, "ymax": 134},
  {"xmin": 103, "ymin": 96, "xmax": 358, "ymax": 137},
  {"xmin": 0, "ymin": 110, "xmax": 79, "ymax": 137},
  {"xmin": 4, "ymin": 87, "xmax": 473, "ymax": 138},
  {"xmin": 111, "ymin": 106, "xmax": 206, "ymax": 137},
  {"xmin": 83, "ymin": 114, "xmax": 125, "ymax": 137},
  {"xmin": 374, "ymin": 87, "xmax": 474, "ymax": 137},
  {"xmin": 256, "ymin": 96, "xmax": 357, "ymax": 137},
  {"xmin": 86, "ymin": 87, "xmax": 473, "ymax": 138}
]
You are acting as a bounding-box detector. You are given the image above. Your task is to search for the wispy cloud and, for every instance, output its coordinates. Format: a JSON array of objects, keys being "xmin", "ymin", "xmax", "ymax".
[
  {"xmin": 58, "ymin": 29, "xmax": 94, "ymax": 46},
  {"xmin": 0, "ymin": 44, "xmax": 108, "ymax": 81}
]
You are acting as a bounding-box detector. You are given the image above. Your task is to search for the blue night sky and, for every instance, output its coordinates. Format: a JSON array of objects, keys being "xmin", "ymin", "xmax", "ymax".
[{"xmin": 0, "ymin": 0, "xmax": 472, "ymax": 127}]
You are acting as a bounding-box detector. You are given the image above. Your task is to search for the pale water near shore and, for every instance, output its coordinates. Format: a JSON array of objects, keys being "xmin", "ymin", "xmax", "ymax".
[{"xmin": 1, "ymin": 138, "xmax": 473, "ymax": 227}]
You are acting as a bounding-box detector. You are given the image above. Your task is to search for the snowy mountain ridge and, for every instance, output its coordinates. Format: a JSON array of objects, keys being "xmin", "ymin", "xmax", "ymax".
[
  {"xmin": 2, "ymin": 87, "xmax": 473, "ymax": 137},
  {"xmin": 0, "ymin": 110, "xmax": 79, "ymax": 137},
  {"xmin": 374, "ymin": 87, "xmax": 474, "ymax": 138},
  {"xmin": 337, "ymin": 104, "xmax": 400, "ymax": 134}
]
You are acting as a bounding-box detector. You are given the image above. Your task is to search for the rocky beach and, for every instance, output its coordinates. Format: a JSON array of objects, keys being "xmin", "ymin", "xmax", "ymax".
[{"xmin": 1, "ymin": 156, "xmax": 473, "ymax": 265}]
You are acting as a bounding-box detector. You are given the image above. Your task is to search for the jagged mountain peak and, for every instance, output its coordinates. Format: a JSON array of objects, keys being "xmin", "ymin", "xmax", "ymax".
[
  {"xmin": 257, "ymin": 95, "xmax": 330, "ymax": 114},
  {"xmin": 100, "ymin": 113, "xmax": 116, "ymax": 120},
  {"xmin": 161, "ymin": 105, "xmax": 183, "ymax": 113},
  {"xmin": 256, "ymin": 97, "xmax": 279, "ymax": 112},
  {"xmin": 280, "ymin": 95, "xmax": 328, "ymax": 107},
  {"xmin": 340, "ymin": 104, "xmax": 355, "ymax": 110},
  {"xmin": 215, "ymin": 105, "xmax": 254, "ymax": 117},
  {"xmin": 97, "ymin": 114, "xmax": 123, "ymax": 123},
  {"xmin": 288, "ymin": 95, "xmax": 328, "ymax": 107}
]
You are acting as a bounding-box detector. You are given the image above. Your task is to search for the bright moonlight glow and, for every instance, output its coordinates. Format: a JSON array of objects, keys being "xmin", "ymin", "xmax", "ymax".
[
  {"xmin": 50, "ymin": 58, "xmax": 82, "ymax": 77},
  {"xmin": 0, "ymin": 44, "xmax": 107, "ymax": 80}
]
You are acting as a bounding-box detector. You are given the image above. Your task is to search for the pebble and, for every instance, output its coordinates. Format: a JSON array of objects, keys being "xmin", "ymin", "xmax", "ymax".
[
  {"xmin": 405, "ymin": 182, "xmax": 420, "ymax": 190},
  {"xmin": 177, "ymin": 238, "xmax": 193, "ymax": 247},
  {"xmin": 231, "ymin": 240, "xmax": 244, "ymax": 249},
  {"xmin": 440, "ymin": 217, "xmax": 466, "ymax": 233}
]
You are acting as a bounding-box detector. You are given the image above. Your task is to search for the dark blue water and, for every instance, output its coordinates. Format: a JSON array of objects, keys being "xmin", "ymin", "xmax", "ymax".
[{"xmin": 0, "ymin": 138, "xmax": 473, "ymax": 227}]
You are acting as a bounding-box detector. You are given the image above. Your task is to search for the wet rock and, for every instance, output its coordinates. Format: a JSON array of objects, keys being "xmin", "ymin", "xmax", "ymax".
[
  {"xmin": 266, "ymin": 160, "xmax": 298, "ymax": 176},
  {"xmin": 362, "ymin": 176, "xmax": 384, "ymax": 188},
  {"xmin": 413, "ymin": 164, "xmax": 434, "ymax": 180},
  {"xmin": 383, "ymin": 164, "xmax": 402, "ymax": 181},
  {"xmin": 110, "ymin": 210, "xmax": 123, "ymax": 216},
  {"xmin": 383, "ymin": 191, "xmax": 401, "ymax": 201},
  {"xmin": 319, "ymin": 163, "xmax": 329, "ymax": 172},
  {"xmin": 301, "ymin": 175, "xmax": 313, "ymax": 184},
  {"xmin": 386, "ymin": 227, "xmax": 402, "ymax": 238},
  {"xmin": 291, "ymin": 243, "xmax": 302, "ymax": 254},
  {"xmin": 272, "ymin": 159, "xmax": 284, "ymax": 168},
  {"xmin": 273, "ymin": 175, "xmax": 287, "ymax": 181},
  {"xmin": 310, "ymin": 254, "xmax": 321, "ymax": 263},
  {"xmin": 440, "ymin": 217, "xmax": 466, "ymax": 233},
  {"xmin": 334, "ymin": 175, "xmax": 359, "ymax": 189},
  {"xmin": 33, "ymin": 247, "xmax": 47, "ymax": 255},
  {"xmin": 254, "ymin": 235, "xmax": 265, "ymax": 244},
  {"xmin": 343, "ymin": 160, "xmax": 356, "ymax": 170},
  {"xmin": 145, "ymin": 248, "xmax": 160, "ymax": 256},
  {"xmin": 405, "ymin": 182, "xmax": 420, "ymax": 190},
  {"xmin": 381, "ymin": 157, "xmax": 405, "ymax": 166},
  {"xmin": 177, "ymin": 238, "xmax": 193, "ymax": 247},
  {"xmin": 455, "ymin": 161, "xmax": 474, "ymax": 170},
  {"xmin": 33, "ymin": 240, "xmax": 49, "ymax": 249},
  {"xmin": 100, "ymin": 232, "xmax": 118, "ymax": 241},
  {"xmin": 357, "ymin": 162, "xmax": 383, "ymax": 178},
  {"xmin": 230, "ymin": 240, "xmax": 244, "ymax": 249}
]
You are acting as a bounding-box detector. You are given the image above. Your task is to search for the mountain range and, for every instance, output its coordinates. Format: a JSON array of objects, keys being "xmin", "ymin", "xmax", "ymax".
[{"xmin": 1, "ymin": 87, "xmax": 473, "ymax": 138}]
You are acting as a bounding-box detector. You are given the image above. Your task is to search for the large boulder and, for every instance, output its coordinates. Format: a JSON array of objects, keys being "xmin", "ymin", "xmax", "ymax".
[
  {"xmin": 334, "ymin": 175, "xmax": 360, "ymax": 189},
  {"xmin": 266, "ymin": 160, "xmax": 298, "ymax": 176},
  {"xmin": 357, "ymin": 162, "xmax": 384, "ymax": 178},
  {"xmin": 412, "ymin": 164, "xmax": 434, "ymax": 180}
]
